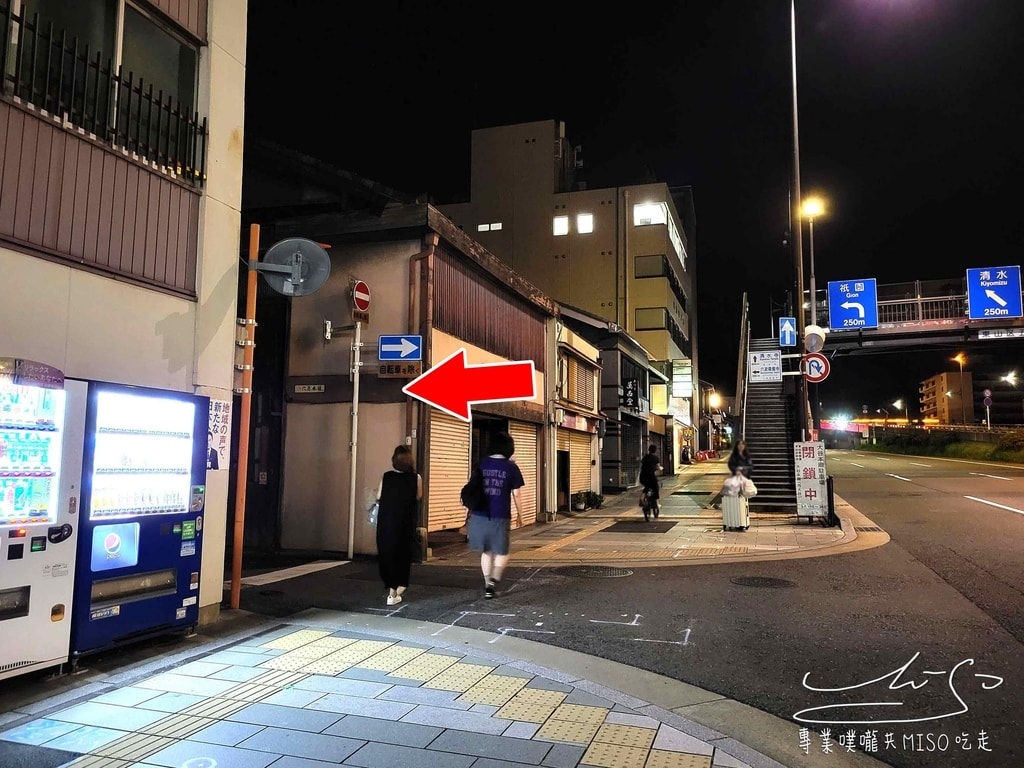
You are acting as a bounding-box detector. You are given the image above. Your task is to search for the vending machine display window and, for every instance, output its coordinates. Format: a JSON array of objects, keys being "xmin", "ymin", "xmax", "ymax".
[
  {"xmin": 0, "ymin": 385, "xmax": 65, "ymax": 526},
  {"xmin": 89, "ymin": 391, "xmax": 196, "ymax": 520}
]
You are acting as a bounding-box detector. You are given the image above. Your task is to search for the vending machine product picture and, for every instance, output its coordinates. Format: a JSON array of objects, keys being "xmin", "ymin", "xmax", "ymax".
[
  {"xmin": 0, "ymin": 360, "xmax": 84, "ymax": 682},
  {"xmin": 70, "ymin": 382, "xmax": 209, "ymax": 663}
]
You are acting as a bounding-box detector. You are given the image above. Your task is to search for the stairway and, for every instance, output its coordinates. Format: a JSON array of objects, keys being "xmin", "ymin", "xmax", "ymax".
[{"xmin": 741, "ymin": 338, "xmax": 798, "ymax": 512}]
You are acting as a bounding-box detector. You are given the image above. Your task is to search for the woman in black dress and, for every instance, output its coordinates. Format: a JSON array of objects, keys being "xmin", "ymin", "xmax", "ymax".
[{"xmin": 374, "ymin": 445, "xmax": 422, "ymax": 605}]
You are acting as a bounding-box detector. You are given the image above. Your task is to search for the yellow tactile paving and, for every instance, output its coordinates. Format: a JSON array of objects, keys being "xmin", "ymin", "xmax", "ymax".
[
  {"xmin": 90, "ymin": 732, "xmax": 174, "ymax": 762},
  {"xmin": 495, "ymin": 687, "xmax": 567, "ymax": 722},
  {"xmin": 594, "ymin": 723, "xmax": 656, "ymax": 750},
  {"xmin": 458, "ymin": 673, "xmax": 529, "ymax": 706},
  {"xmin": 581, "ymin": 741, "xmax": 650, "ymax": 768},
  {"xmin": 533, "ymin": 523, "xmax": 614, "ymax": 551},
  {"xmin": 260, "ymin": 628, "xmax": 332, "ymax": 650},
  {"xmin": 357, "ymin": 644, "xmax": 428, "ymax": 672},
  {"xmin": 391, "ymin": 652, "xmax": 461, "ymax": 681},
  {"xmin": 219, "ymin": 682, "xmax": 280, "ymax": 702},
  {"xmin": 550, "ymin": 702, "xmax": 609, "ymax": 725},
  {"xmin": 423, "ymin": 662, "xmax": 494, "ymax": 692},
  {"xmin": 64, "ymin": 756, "xmax": 132, "ymax": 768},
  {"xmin": 259, "ymin": 651, "xmax": 323, "ymax": 671},
  {"xmin": 535, "ymin": 717, "xmax": 602, "ymax": 744},
  {"xmin": 644, "ymin": 750, "xmax": 712, "ymax": 768},
  {"xmin": 289, "ymin": 636, "xmax": 357, "ymax": 657},
  {"xmin": 245, "ymin": 669, "xmax": 308, "ymax": 688},
  {"xmin": 139, "ymin": 712, "xmax": 215, "ymax": 739},
  {"xmin": 181, "ymin": 697, "xmax": 250, "ymax": 719}
]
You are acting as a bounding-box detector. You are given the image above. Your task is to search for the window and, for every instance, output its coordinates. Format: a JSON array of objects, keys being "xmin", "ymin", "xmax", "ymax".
[
  {"xmin": 577, "ymin": 213, "xmax": 594, "ymax": 234},
  {"xmin": 635, "ymin": 254, "xmax": 666, "ymax": 278},
  {"xmin": 635, "ymin": 308, "xmax": 667, "ymax": 330},
  {"xmin": 4, "ymin": 0, "xmax": 205, "ymax": 185},
  {"xmin": 553, "ymin": 216, "xmax": 569, "ymax": 236},
  {"xmin": 477, "ymin": 222, "xmax": 503, "ymax": 232},
  {"xmin": 633, "ymin": 202, "xmax": 667, "ymax": 226}
]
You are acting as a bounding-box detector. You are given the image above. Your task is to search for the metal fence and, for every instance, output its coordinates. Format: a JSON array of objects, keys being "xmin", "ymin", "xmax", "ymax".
[{"xmin": 0, "ymin": 3, "xmax": 207, "ymax": 187}]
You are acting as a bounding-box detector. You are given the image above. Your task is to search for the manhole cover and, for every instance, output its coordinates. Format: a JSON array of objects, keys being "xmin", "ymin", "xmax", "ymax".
[
  {"xmin": 550, "ymin": 565, "xmax": 634, "ymax": 578},
  {"xmin": 730, "ymin": 576, "xmax": 796, "ymax": 589}
]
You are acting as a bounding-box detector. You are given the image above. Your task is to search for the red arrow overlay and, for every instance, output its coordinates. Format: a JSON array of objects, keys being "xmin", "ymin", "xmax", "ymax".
[{"xmin": 402, "ymin": 349, "xmax": 536, "ymax": 422}]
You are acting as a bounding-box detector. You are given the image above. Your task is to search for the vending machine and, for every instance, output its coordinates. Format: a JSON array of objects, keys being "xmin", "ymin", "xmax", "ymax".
[
  {"xmin": 0, "ymin": 360, "xmax": 84, "ymax": 682},
  {"xmin": 69, "ymin": 382, "xmax": 209, "ymax": 662}
]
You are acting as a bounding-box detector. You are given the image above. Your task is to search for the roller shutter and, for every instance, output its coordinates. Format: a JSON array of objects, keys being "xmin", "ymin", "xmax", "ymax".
[
  {"xmin": 427, "ymin": 411, "xmax": 470, "ymax": 532},
  {"xmin": 509, "ymin": 421, "xmax": 538, "ymax": 527},
  {"xmin": 569, "ymin": 430, "xmax": 592, "ymax": 495},
  {"xmin": 556, "ymin": 429, "xmax": 570, "ymax": 452}
]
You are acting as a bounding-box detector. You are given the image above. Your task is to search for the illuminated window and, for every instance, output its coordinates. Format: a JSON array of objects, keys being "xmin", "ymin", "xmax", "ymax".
[
  {"xmin": 490, "ymin": 222, "xmax": 502, "ymax": 231},
  {"xmin": 553, "ymin": 216, "xmax": 569, "ymax": 236},
  {"xmin": 633, "ymin": 203, "xmax": 667, "ymax": 226},
  {"xmin": 477, "ymin": 222, "xmax": 503, "ymax": 232},
  {"xmin": 577, "ymin": 213, "xmax": 594, "ymax": 234}
]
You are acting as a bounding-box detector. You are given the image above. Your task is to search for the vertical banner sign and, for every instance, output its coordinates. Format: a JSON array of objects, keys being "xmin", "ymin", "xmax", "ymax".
[
  {"xmin": 794, "ymin": 441, "xmax": 827, "ymax": 519},
  {"xmin": 623, "ymin": 378, "xmax": 639, "ymax": 408},
  {"xmin": 208, "ymin": 399, "xmax": 232, "ymax": 470}
]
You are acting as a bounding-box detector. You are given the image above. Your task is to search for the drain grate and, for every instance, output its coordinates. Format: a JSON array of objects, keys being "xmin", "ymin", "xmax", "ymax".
[
  {"xmin": 730, "ymin": 576, "xmax": 796, "ymax": 588},
  {"xmin": 672, "ymin": 490, "xmax": 710, "ymax": 495},
  {"xmin": 550, "ymin": 565, "xmax": 634, "ymax": 578},
  {"xmin": 856, "ymin": 526, "xmax": 882, "ymax": 532},
  {"xmin": 600, "ymin": 521, "xmax": 676, "ymax": 534}
]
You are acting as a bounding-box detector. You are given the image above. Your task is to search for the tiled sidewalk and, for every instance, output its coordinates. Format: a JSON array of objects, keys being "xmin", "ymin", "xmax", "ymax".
[{"xmin": 1, "ymin": 614, "xmax": 751, "ymax": 768}]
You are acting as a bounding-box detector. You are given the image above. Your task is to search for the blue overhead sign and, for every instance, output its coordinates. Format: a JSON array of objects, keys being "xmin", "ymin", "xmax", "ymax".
[
  {"xmin": 378, "ymin": 335, "xmax": 422, "ymax": 361},
  {"xmin": 779, "ymin": 317, "xmax": 797, "ymax": 347},
  {"xmin": 828, "ymin": 278, "xmax": 878, "ymax": 330},
  {"xmin": 966, "ymin": 266, "xmax": 1023, "ymax": 320}
]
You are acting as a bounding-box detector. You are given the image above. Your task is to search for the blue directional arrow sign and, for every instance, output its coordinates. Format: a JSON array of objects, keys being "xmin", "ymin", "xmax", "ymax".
[
  {"xmin": 966, "ymin": 266, "xmax": 1023, "ymax": 320},
  {"xmin": 827, "ymin": 278, "xmax": 878, "ymax": 331},
  {"xmin": 779, "ymin": 316, "xmax": 797, "ymax": 347},
  {"xmin": 378, "ymin": 334, "xmax": 422, "ymax": 361}
]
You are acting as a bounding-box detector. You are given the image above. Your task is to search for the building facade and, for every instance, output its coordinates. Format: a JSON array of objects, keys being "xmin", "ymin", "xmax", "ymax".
[
  {"xmin": 0, "ymin": 0, "xmax": 247, "ymax": 625},
  {"xmin": 920, "ymin": 371, "xmax": 975, "ymax": 425},
  {"xmin": 438, "ymin": 119, "xmax": 698, "ymax": 479}
]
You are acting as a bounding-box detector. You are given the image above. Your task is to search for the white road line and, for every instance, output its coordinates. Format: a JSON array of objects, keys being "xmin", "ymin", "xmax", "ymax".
[
  {"xmin": 969, "ymin": 472, "xmax": 1014, "ymax": 481},
  {"xmin": 876, "ymin": 457, "xmax": 891, "ymax": 461},
  {"xmin": 850, "ymin": 463, "xmax": 865, "ymax": 468},
  {"xmin": 885, "ymin": 473, "xmax": 912, "ymax": 482},
  {"xmin": 909, "ymin": 462, "xmax": 931, "ymax": 467},
  {"xmin": 964, "ymin": 496, "xmax": 1024, "ymax": 516},
  {"xmin": 226, "ymin": 560, "xmax": 349, "ymax": 588}
]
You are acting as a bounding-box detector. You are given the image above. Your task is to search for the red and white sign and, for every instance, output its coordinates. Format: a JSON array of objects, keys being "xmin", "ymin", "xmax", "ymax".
[
  {"xmin": 804, "ymin": 352, "xmax": 830, "ymax": 383},
  {"xmin": 351, "ymin": 280, "xmax": 371, "ymax": 312}
]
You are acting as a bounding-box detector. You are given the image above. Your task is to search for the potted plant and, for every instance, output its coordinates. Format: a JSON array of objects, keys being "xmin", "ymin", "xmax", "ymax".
[
  {"xmin": 585, "ymin": 491, "xmax": 604, "ymax": 510},
  {"xmin": 571, "ymin": 491, "xmax": 587, "ymax": 511}
]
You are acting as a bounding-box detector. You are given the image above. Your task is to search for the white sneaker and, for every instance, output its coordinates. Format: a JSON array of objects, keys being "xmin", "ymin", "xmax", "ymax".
[
  {"xmin": 386, "ymin": 594, "xmax": 402, "ymax": 606},
  {"xmin": 396, "ymin": 586, "xmax": 406, "ymax": 597}
]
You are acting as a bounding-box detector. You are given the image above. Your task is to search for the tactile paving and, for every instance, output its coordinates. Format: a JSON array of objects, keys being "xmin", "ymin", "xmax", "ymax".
[
  {"xmin": 260, "ymin": 629, "xmax": 332, "ymax": 650},
  {"xmin": 580, "ymin": 740, "xmax": 649, "ymax": 768},
  {"xmin": 594, "ymin": 723, "xmax": 656, "ymax": 750},
  {"xmin": 550, "ymin": 702, "xmax": 609, "ymax": 725},
  {"xmin": 181, "ymin": 696, "xmax": 250, "ymax": 719},
  {"xmin": 535, "ymin": 717, "xmax": 601, "ymax": 744},
  {"xmin": 458, "ymin": 673, "xmax": 529, "ymax": 706},
  {"xmin": 61, "ymin": 756, "xmax": 132, "ymax": 768},
  {"xmin": 246, "ymin": 669, "xmax": 308, "ymax": 688},
  {"xmin": 90, "ymin": 732, "xmax": 175, "ymax": 762},
  {"xmin": 423, "ymin": 662, "xmax": 494, "ymax": 692},
  {"xmin": 391, "ymin": 651, "xmax": 461, "ymax": 681},
  {"xmin": 495, "ymin": 698, "xmax": 560, "ymax": 723},
  {"xmin": 288, "ymin": 636, "xmax": 357, "ymax": 658},
  {"xmin": 644, "ymin": 750, "xmax": 712, "ymax": 768},
  {"xmin": 219, "ymin": 682, "xmax": 280, "ymax": 702},
  {"xmin": 140, "ymin": 712, "xmax": 215, "ymax": 739},
  {"xmin": 358, "ymin": 644, "xmax": 427, "ymax": 672}
]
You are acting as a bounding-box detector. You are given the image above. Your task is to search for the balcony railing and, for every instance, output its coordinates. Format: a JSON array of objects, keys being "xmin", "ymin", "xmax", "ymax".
[{"xmin": 0, "ymin": 3, "xmax": 207, "ymax": 187}]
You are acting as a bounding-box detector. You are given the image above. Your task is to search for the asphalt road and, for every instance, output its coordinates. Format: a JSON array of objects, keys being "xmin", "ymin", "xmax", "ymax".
[{"xmin": 238, "ymin": 449, "xmax": 1024, "ymax": 768}]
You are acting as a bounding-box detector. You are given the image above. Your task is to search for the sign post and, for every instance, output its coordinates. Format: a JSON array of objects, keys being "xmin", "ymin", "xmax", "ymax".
[{"xmin": 795, "ymin": 441, "xmax": 828, "ymax": 522}]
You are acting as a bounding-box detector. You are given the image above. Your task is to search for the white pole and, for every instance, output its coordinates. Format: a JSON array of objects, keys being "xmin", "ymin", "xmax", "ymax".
[{"xmin": 348, "ymin": 321, "xmax": 362, "ymax": 560}]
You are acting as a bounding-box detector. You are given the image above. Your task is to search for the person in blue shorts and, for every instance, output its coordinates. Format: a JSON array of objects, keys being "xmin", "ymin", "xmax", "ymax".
[{"xmin": 466, "ymin": 431, "xmax": 524, "ymax": 599}]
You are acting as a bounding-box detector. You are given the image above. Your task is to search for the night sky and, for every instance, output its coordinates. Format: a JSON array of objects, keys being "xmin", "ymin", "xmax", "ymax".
[{"xmin": 245, "ymin": 1, "xmax": 1024, "ymax": 420}]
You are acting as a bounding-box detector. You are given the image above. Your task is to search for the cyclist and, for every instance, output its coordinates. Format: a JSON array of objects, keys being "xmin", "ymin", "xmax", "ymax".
[{"xmin": 638, "ymin": 445, "xmax": 662, "ymax": 519}]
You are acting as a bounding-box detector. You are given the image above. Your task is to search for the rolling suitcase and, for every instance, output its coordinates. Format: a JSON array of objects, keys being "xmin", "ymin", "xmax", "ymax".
[{"xmin": 722, "ymin": 495, "xmax": 750, "ymax": 531}]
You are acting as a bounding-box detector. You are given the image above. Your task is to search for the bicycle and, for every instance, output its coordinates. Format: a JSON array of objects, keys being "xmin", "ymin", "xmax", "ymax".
[{"xmin": 640, "ymin": 487, "xmax": 659, "ymax": 522}]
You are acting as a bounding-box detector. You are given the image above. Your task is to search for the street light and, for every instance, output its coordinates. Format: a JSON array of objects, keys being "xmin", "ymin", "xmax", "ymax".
[
  {"xmin": 801, "ymin": 196, "xmax": 826, "ymax": 327},
  {"xmin": 1000, "ymin": 371, "xmax": 1022, "ymax": 423},
  {"xmin": 789, "ymin": 0, "xmax": 809, "ymax": 439},
  {"xmin": 951, "ymin": 353, "xmax": 967, "ymax": 424},
  {"xmin": 877, "ymin": 407, "xmax": 889, "ymax": 429},
  {"xmin": 892, "ymin": 398, "xmax": 909, "ymax": 424}
]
